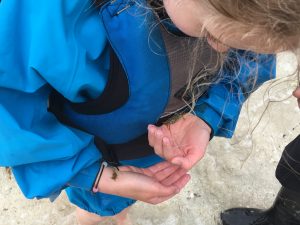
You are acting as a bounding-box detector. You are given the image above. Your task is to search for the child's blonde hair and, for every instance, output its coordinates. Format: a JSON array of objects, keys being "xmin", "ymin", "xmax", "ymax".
[
  {"xmin": 204, "ymin": 0, "xmax": 300, "ymax": 92},
  {"xmin": 205, "ymin": 0, "xmax": 300, "ymax": 50}
]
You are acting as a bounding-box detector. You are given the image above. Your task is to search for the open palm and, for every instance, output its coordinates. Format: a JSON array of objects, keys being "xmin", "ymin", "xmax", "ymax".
[
  {"xmin": 148, "ymin": 113, "xmax": 211, "ymax": 170},
  {"xmin": 100, "ymin": 161, "xmax": 190, "ymax": 204}
]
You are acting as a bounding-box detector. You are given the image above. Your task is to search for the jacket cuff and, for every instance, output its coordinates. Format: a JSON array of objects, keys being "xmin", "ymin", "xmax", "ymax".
[
  {"xmin": 68, "ymin": 161, "xmax": 100, "ymax": 191},
  {"xmin": 194, "ymin": 103, "xmax": 234, "ymax": 139}
]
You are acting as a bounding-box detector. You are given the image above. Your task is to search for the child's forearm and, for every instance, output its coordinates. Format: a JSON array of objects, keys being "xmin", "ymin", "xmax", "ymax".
[
  {"xmin": 95, "ymin": 162, "xmax": 190, "ymax": 204},
  {"xmin": 98, "ymin": 167, "xmax": 120, "ymax": 195}
]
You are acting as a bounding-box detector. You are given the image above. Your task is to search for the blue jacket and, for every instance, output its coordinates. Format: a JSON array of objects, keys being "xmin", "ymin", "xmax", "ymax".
[{"xmin": 0, "ymin": 0, "xmax": 275, "ymax": 199}]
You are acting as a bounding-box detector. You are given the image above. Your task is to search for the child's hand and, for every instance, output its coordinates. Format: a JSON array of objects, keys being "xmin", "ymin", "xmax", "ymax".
[
  {"xmin": 148, "ymin": 113, "xmax": 211, "ymax": 170},
  {"xmin": 98, "ymin": 161, "xmax": 190, "ymax": 205},
  {"xmin": 293, "ymin": 87, "xmax": 300, "ymax": 108}
]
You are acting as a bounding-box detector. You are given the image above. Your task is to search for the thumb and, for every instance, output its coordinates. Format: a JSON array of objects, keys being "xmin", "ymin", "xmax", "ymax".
[
  {"xmin": 171, "ymin": 157, "xmax": 192, "ymax": 170},
  {"xmin": 157, "ymin": 183, "xmax": 180, "ymax": 197},
  {"xmin": 171, "ymin": 148, "xmax": 205, "ymax": 170}
]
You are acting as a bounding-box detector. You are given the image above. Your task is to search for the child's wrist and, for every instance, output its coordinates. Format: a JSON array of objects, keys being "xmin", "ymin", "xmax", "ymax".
[{"xmin": 97, "ymin": 167, "xmax": 121, "ymax": 195}]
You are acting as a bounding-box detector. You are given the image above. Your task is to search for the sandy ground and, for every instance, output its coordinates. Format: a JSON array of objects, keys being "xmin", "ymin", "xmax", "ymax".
[{"xmin": 1, "ymin": 52, "xmax": 300, "ymax": 225}]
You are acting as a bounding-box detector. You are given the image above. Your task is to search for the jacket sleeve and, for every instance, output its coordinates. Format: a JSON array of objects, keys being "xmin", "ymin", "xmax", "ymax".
[
  {"xmin": 0, "ymin": 0, "xmax": 108, "ymax": 199},
  {"xmin": 194, "ymin": 50, "xmax": 276, "ymax": 138},
  {"xmin": 0, "ymin": 87, "xmax": 102, "ymax": 199}
]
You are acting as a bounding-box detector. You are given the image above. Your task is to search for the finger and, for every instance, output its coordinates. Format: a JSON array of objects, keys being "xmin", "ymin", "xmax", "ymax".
[
  {"xmin": 160, "ymin": 167, "xmax": 188, "ymax": 186},
  {"xmin": 148, "ymin": 175, "xmax": 190, "ymax": 204},
  {"xmin": 174, "ymin": 146, "xmax": 205, "ymax": 170},
  {"xmin": 146, "ymin": 161, "xmax": 174, "ymax": 175},
  {"xmin": 171, "ymin": 156, "xmax": 193, "ymax": 170},
  {"xmin": 153, "ymin": 170, "xmax": 190, "ymax": 197},
  {"xmin": 171, "ymin": 156, "xmax": 184, "ymax": 167},
  {"xmin": 147, "ymin": 185, "xmax": 180, "ymax": 204},
  {"xmin": 148, "ymin": 125, "xmax": 164, "ymax": 155},
  {"xmin": 170, "ymin": 173, "xmax": 191, "ymax": 190},
  {"xmin": 148, "ymin": 192, "xmax": 178, "ymax": 205},
  {"xmin": 151, "ymin": 124, "xmax": 183, "ymax": 161},
  {"xmin": 152, "ymin": 128, "xmax": 164, "ymax": 157},
  {"xmin": 153, "ymin": 164, "xmax": 180, "ymax": 181},
  {"xmin": 171, "ymin": 154, "xmax": 202, "ymax": 170},
  {"xmin": 148, "ymin": 126, "xmax": 167, "ymax": 159},
  {"xmin": 148, "ymin": 125, "xmax": 156, "ymax": 147}
]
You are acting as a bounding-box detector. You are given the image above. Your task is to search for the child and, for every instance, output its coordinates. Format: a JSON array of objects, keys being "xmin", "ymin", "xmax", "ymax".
[
  {"xmin": 0, "ymin": 0, "xmax": 275, "ymax": 225},
  {"xmin": 147, "ymin": 1, "xmax": 300, "ymax": 224}
]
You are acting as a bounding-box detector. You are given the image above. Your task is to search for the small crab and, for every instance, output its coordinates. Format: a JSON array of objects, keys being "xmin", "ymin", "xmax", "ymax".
[{"xmin": 111, "ymin": 167, "xmax": 119, "ymax": 181}]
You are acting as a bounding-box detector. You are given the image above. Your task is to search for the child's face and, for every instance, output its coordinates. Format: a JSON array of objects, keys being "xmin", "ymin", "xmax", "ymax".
[{"xmin": 163, "ymin": 0, "xmax": 284, "ymax": 53}]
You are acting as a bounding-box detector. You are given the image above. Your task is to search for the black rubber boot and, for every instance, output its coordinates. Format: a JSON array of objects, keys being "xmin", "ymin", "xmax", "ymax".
[{"xmin": 220, "ymin": 187, "xmax": 300, "ymax": 225}]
